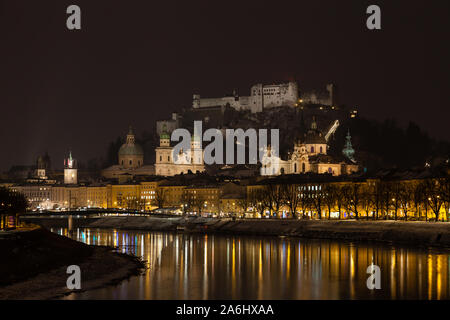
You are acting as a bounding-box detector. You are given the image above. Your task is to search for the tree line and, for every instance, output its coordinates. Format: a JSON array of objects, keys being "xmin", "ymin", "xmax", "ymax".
[{"xmin": 247, "ymin": 176, "xmax": 450, "ymax": 221}]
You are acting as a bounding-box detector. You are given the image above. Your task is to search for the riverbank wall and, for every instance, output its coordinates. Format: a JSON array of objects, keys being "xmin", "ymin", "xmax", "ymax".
[
  {"xmin": 22, "ymin": 215, "xmax": 450, "ymax": 248},
  {"xmin": 85, "ymin": 216, "xmax": 450, "ymax": 248}
]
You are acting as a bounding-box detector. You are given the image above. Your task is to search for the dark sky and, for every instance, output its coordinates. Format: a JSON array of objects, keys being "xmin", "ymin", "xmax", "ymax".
[{"xmin": 0, "ymin": 0, "xmax": 448, "ymax": 170}]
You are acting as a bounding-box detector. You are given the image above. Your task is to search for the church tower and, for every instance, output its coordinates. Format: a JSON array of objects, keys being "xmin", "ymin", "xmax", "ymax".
[
  {"xmin": 342, "ymin": 129, "xmax": 356, "ymax": 163},
  {"xmin": 64, "ymin": 151, "xmax": 77, "ymax": 184},
  {"xmin": 159, "ymin": 124, "xmax": 170, "ymax": 147}
]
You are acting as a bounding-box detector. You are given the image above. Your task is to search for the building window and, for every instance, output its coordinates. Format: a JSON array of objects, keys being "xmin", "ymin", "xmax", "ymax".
[
  {"xmin": 311, "ymin": 147, "xmax": 314, "ymax": 153},
  {"xmin": 294, "ymin": 163, "xmax": 297, "ymax": 173},
  {"xmin": 160, "ymin": 156, "xmax": 162, "ymax": 162},
  {"xmin": 302, "ymin": 163, "xmax": 306, "ymax": 173},
  {"xmin": 320, "ymin": 146, "xmax": 323, "ymax": 153},
  {"xmin": 129, "ymin": 160, "xmax": 132, "ymax": 165}
]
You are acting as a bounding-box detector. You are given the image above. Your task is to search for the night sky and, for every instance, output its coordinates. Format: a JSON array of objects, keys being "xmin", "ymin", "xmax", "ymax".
[{"xmin": 0, "ymin": 0, "xmax": 448, "ymax": 171}]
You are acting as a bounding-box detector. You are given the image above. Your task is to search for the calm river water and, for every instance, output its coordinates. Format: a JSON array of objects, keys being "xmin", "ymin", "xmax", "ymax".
[{"xmin": 52, "ymin": 227, "xmax": 450, "ymax": 299}]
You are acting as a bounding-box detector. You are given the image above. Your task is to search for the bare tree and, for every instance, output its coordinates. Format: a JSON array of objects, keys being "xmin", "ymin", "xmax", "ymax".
[
  {"xmin": 181, "ymin": 192, "xmax": 190, "ymax": 216},
  {"xmin": 390, "ymin": 182, "xmax": 402, "ymax": 220},
  {"xmin": 423, "ymin": 178, "xmax": 444, "ymax": 221},
  {"xmin": 381, "ymin": 181, "xmax": 393, "ymax": 219},
  {"xmin": 260, "ymin": 187, "xmax": 274, "ymax": 217},
  {"xmin": 310, "ymin": 185, "xmax": 324, "ymax": 220},
  {"xmin": 282, "ymin": 184, "xmax": 301, "ymax": 218},
  {"xmin": 412, "ymin": 182, "xmax": 425, "ymax": 220},
  {"xmin": 154, "ymin": 188, "xmax": 166, "ymax": 209},
  {"xmin": 398, "ymin": 183, "xmax": 413, "ymax": 220},
  {"xmin": 267, "ymin": 184, "xmax": 285, "ymax": 218},
  {"xmin": 360, "ymin": 185, "xmax": 372, "ymax": 220},
  {"xmin": 335, "ymin": 185, "xmax": 345, "ymax": 219},
  {"xmin": 298, "ymin": 184, "xmax": 311, "ymax": 219},
  {"xmin": 439, "ymin": 176, "xmax": 450, "ymax": 221},
  {"xmin": 255, "ymin": 189, "xmax": 268, "ymax": 217},
  {"xmin": 237, "ymin": 196, "xmax": 249, "ymax": 217},
  {"xmin": 190, "ymin": 194, "xmax": 207, "ymax": 216},
  {"xmin": 322, "ymin": 184, "xmax": 337, "ymax": 220},
  {"xmin": 372, "ymin": 181, "xmax": 384, "ymax": 220},
  {"xmin": 342, "ymin": 183, "xmax": 361, "ymax": 220}
]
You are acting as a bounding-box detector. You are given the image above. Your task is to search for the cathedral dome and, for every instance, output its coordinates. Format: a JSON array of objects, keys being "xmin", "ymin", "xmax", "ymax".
[
  {"xmin": 304, "ymin": 116, "xmax": 326, "ymax": 144},
  {"xmin": 304, "ymin": 131, "xmax": 326, "ymax": 144},
  {"xmin": 118, "ymin": 126, "xmax": 144, "ymax": 156},
  {"xmin": 118, "ymin": 143, "xmax": 144, "ymax": 156}
]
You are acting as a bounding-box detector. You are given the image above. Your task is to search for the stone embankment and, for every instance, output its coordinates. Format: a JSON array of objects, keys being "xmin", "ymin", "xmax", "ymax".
[{"xmin": 87, "ymin": 216, "xmax": 450, "ymax": 248}]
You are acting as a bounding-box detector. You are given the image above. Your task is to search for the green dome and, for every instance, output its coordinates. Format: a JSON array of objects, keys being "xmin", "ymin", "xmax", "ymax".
[
  {"xmin": 118, "ymin": 143, "xmax": 144, "ymax": 156},
  {"xmin": 160, "ymin": 132, "xmax": 170, "ymax": 140},
  {"xmin": 160, "ymin": 123, "xmax": 170, "ymax": 140}
]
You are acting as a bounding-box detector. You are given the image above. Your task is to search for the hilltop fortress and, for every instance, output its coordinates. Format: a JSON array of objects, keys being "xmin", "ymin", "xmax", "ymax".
[{"xmin": 193, "ymin": 81, "xmax": 336, "ymax": 113}]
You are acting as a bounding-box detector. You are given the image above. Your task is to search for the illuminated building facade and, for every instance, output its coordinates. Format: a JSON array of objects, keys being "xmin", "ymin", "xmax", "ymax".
[{"xmin": 261, "ymin": 118, "xmax": 359, "ymax": 176}]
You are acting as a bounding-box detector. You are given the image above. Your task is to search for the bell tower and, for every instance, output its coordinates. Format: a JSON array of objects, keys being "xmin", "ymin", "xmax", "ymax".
[{"xmin": 64, "ymin": 151, "xmax": 78, "ymax": 184}]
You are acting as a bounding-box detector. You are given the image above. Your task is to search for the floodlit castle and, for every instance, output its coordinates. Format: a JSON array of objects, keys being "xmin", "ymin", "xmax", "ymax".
[
  {"xmin": 261, "ymin": 117, "xmax": 359, "ymax": 176},
  {"xmin": 193, "ymin": 82, "xmax": 299, "ymax": 113},
  {"xmin": 155, "ymin": 125, "xmax": 205, "ymax": 176}
]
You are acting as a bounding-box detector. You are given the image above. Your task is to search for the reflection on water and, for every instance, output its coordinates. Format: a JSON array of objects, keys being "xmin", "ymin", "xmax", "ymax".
[{"xmin": 52, "ymin": 228, "xmax": 450, "ymax": 300}]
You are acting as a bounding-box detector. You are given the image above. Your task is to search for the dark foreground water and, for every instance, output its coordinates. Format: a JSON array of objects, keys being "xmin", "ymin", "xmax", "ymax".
[{"xmin": 51, "ymin": 228, "xmax": 450, "ymax": 300}]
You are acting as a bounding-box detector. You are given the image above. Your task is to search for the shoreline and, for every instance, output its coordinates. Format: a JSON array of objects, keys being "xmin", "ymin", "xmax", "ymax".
[
  {"xmin": 0, "ymin": 227, "xmax": 145, "ymax": 300},
  {"xmin": 89, "ymin": 217, "xmax": 450, "ymax": 248},
  {"xmin": 23, "ymin": 215, "xmax": 450, "ymax": 249}
]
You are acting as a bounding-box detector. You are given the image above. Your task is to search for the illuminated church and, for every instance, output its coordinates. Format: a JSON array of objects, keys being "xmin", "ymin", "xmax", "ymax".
[
  {"xmin": 154, "ymin": 125, "xmax": 205, "ymax": 176},
  {"xmin": 261, "ymin": 117, "xmax": 359, "ymax": 176}
]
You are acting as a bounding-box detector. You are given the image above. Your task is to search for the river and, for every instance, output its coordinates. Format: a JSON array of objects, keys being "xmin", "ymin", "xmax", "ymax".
[{"xmin": 51, "ymin": 227, "xmax": 450, "ymax": 299}]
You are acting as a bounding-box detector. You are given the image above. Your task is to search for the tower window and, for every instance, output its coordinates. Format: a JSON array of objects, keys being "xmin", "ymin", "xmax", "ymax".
[
  {"xmin": 311, "ymin": 147, "xmax": 314, "ymax": 153},
  {"xmin": 129, "ymin": 160, "xmax": 132, "ymax": 165},
  {"xmin": 160, "ymin": 156, "xmax": 162, "ymax": 162},
  {"xmin": 320, "ymin": 146, "xmax": 323, "ymax": 153}
]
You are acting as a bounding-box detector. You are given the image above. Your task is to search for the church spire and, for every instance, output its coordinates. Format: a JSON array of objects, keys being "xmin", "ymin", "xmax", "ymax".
[
  {"xmin": 311, "ymin": 116, "xmax": 317, "ymax": 130},
  {"xmin": 342, "ymin": 129, "xmax": 356, "ymax": 163}
]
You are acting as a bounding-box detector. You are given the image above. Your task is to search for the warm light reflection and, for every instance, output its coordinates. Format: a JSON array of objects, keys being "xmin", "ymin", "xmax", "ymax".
[{"xmin": 56, "ymin": 228, "xmax": 450, "ymax": 300}]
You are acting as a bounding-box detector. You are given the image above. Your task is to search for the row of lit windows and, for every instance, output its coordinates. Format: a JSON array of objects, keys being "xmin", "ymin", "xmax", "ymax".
[
  {"xmin": 298, "ymin": 185, "xmax": 322, "ymax": 191},
  {"xmin": 187, "ymin": 189, "xmax": 219, "ymax": 194}
]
